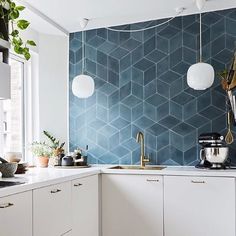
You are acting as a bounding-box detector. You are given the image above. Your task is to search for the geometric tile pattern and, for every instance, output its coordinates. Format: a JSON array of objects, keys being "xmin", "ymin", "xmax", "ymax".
[{"xmin": 69, "ymin": 8, "xmax": 236, "ymax": 165}]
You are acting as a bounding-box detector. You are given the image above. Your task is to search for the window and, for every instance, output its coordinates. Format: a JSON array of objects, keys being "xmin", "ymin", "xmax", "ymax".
[{"xmin": 0, "ymin": 54, "xmax": 26, "ymax": 158}]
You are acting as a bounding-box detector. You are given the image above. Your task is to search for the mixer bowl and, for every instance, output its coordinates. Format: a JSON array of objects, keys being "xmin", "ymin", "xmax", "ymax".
[{"xmin": 204, "ymin": 147, "xmax": 229, "ymax": 164}]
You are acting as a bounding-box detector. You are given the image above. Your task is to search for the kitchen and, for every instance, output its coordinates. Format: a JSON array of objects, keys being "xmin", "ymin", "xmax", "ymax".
[{"xmin": 0, "ymin": 0, "xmax": 236, "ymax": 236}]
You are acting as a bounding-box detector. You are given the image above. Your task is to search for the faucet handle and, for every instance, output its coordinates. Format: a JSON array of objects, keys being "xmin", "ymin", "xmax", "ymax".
[{"xmin": 144, "ymin": 156, "xmax": 150, "ymax": 163}]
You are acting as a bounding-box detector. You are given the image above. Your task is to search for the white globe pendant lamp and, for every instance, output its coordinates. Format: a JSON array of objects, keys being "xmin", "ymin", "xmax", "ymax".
[
  {"xmin": 187, "ymin": 0, "xmax": 215, "ymax": 90},
  {"xmin": 72, "ymin": 19, "xmax": 95, "ymax": 98}
]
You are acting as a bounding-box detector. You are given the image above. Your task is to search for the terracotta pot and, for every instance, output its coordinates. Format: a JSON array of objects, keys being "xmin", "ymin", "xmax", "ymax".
[{"xmin": 37, "ymin": 156, "xmax": 49, "ymax": 168}]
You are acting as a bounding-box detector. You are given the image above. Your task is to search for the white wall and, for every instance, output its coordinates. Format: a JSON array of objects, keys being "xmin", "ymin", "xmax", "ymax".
[{"xmin": 38, "ymin": 33, "xmax": 69, "ymax": 148}]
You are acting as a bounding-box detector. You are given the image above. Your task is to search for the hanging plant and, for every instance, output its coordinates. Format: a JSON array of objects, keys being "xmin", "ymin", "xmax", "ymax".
[{"xmin": 0, "ymin": 0, "xmax": 36, "ymax": 60}]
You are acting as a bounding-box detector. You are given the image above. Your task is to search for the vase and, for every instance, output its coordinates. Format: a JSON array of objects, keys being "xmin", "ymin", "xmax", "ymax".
[{"xmin": 37, "ymin": 156, "xmax": 49, "ymax": 168}]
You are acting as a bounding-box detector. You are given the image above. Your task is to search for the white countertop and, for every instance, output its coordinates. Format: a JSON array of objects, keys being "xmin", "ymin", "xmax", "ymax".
[{"xmin": 1, "ymin": 165, "xmax": 236, "ymax": 197}]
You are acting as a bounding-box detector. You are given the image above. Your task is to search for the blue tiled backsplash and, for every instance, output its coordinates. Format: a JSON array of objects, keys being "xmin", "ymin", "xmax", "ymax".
[{"xmin": 69, "ymin": 8, "xmax": 236, "ymax": 165}]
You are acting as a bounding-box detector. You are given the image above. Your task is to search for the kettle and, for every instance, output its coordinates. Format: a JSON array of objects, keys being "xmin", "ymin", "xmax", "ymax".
[{"xmin": 61, "ymin": 156, "xmax": 74, "ymax": 166}]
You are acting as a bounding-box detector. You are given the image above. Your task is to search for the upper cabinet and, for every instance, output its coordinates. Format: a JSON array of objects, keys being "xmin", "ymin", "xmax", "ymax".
[
  {"xmin": 102, "ymin": 174, "xmax": 164, "ymax": 236},
  {"xmin": 164, "ymin": 176, "xmax": 235, "ymax": 236}
]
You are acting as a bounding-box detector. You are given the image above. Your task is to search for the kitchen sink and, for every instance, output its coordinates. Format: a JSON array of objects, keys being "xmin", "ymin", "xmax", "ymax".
[
  {"xmin": 0, "ymin": 181, "xmax": 25, "ymax": 188},
  {"xmin": 109, "ymin": 165, "xmax": 166, "ymax": 170}
]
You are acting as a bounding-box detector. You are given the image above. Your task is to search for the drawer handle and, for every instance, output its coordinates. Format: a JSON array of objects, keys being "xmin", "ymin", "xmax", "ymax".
[
  {"xmin": 74, "ymin": 183, "xmax": 83, "ymax": 187},
  {"xmin": 191, "ymin": 180, "xmax": 205, "ymax": 184},
  {"xmin": 0, "ymin": 203, "xmax": 14, "ymax": 208},
  {"xmin": 50, "ymin": 189, "xmax": 61, "ymax": 193},
  {"xmin": 147, "ymin": 179, "xmax": 159, "ymax": 182}
]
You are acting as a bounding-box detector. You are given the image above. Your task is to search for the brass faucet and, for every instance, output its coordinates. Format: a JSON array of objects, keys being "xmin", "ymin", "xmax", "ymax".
[{"xmin": 136, "ymin": 132, "xmax": 149, "ymax": 168}]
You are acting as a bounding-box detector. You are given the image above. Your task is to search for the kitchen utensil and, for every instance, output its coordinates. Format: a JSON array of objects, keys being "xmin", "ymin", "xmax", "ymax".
[
  {"xmin": 0, "ymin": 157, "xmax": 8, "ymax": 164},
  {"xmin": 0, "ymin": 163, "xmax": 18, "ymax": 177},
  {"xmin": 233, "ymin": 96, "xmax": 236, "ymax": 122},
  {"xmin": 15, "ymin": 162, "xmax": 28, "ymax": 174},
  {"xmin": 204, "ymin": 146, "xmax": 229, "ymax": 164},
  {"xmin": 225, "ymin": 112, "xmax": 234, "ymax": 145},
  {"xmin": 227, "ymin": 55, "xmax": 236, "ymax": 84}
]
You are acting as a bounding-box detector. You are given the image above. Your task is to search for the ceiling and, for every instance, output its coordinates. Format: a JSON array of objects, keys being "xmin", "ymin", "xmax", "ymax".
[{"xmin": 18, "ymin": 0, "xmax": 236, "ymax": 34}]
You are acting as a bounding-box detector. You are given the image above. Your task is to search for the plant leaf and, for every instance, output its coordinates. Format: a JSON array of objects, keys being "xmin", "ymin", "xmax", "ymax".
[
  {"xmin": 16, "ymin": 6, "xmax": 25, "ymax": 11},
  {"xmin": 17, "ymin": 19, "xmax": 30, "ymax": 30},
  {"xmin": 26, "ymin": 40, "xmax": 36, "ymax": 46}
]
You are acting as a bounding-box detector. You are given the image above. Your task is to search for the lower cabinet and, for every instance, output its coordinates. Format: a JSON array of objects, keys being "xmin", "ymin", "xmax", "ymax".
[
  {"xmin": 102, "ymin": 174, "xmax": 163, "ymax": 236},
  {"xmin": 71, "ymin": 175, "xmax": 99, "ymax": 236},
  {"xmin": 0, "ymin": 191, "xmax": 32, "ymax": 236},
  {"xmin": 164, "ymin": 176, "xmax": 235, "ymax": 236},
  {"xmin": 33, "ymin": 181, "xmax": 72, "ymax": 236}
]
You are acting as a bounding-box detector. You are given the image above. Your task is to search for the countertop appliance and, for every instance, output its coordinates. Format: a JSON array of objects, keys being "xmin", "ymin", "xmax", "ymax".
[{"xmin": 196, "ymin": 133, "xmax": 229, "ymax": 169}]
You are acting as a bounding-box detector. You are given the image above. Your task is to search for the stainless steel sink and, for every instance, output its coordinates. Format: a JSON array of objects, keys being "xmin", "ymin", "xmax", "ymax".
[
  {"xmin": 0, "ymin": 181, "xmax": 25, "ymax": 188},
  {"xmin": 109, "ymin": 165, "xmax": 166, "ymax": 170}
]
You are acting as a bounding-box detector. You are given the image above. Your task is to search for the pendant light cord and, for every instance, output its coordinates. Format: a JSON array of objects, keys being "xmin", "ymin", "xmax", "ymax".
[
  {"xmin": 199, "ymin": 13, "xmax": 202, "ymax": 62},
  {"xmin": 82, "ymin": 30, "xmax": 85, "ymax": 74}
]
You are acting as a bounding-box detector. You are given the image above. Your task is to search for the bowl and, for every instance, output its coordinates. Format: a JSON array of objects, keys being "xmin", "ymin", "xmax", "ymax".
[
  {"xmin": 5, "ymin": 152, "xmax": 22, "ymax": 163},
  {"xmin": 0, "ymin": 163, "xmax": 18, "ymax": 178}
]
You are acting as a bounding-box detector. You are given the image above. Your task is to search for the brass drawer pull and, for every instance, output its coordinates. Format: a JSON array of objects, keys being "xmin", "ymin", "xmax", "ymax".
[
  {"xmin": 50, "ymin": 189, "xmax": 61, "ymax": 193},
  {"xmin": 0, "ymin": 203, "xmax": 14, "ymax": 208},
  {"xmin": 147, "ymin": 179, "xmax": 159, "ymax": 182},
  {"xmin": 74, "ymin": 183, "xmax": 83, "ymax": 187},
  {"xmin": 191, "ymin": 180, "xmax": 205, "ymax": 184}
]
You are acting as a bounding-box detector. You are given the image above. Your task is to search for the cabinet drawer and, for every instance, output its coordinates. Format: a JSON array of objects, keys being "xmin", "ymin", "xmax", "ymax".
[
  {"xmin": 0, "ymin": 191, "xmax": 32, "ymax": 236},
  {"xmin": 33, "ymin": 181, "xmax": 72, "ymax": 236}
]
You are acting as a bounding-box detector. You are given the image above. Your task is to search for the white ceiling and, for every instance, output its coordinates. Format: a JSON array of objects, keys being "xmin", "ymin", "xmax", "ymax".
[{"xmin": 19, "ymin": 0, "xmax": 236, "ymax": 34}]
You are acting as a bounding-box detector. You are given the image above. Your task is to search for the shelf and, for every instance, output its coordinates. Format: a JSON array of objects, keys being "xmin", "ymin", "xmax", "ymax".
[{"xmin": 0, "ymin": 38, "xmax": 10, "ymax": 50}]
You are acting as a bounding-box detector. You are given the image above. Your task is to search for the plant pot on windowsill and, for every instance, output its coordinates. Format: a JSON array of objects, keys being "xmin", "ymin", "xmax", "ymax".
[{"xmin": 37, "ymin": 156, "xmax": 49, "ymax": 168}]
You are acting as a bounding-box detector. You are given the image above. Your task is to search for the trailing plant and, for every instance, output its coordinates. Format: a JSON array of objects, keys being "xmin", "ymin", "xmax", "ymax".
[
  {"xmin": 0, "ymin": 0, "xmax": 36, "ymax": 60},
  {"xmin": 30, "ymin": 142, "xmax": 53, "ymax": 157}
]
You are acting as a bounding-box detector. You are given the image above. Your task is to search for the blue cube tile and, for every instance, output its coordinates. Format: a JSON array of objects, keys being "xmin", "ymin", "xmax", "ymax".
[
  {"xmin": 211, "ymin": 35, "xmax": 225, "ymax": 56},
  {"xmin": 99, "ymin": 152, "xmax": 118, "ymax": 164},
  {"xmin": 156, "ymin": 102, "xmax": 169, "ymax": 121},
  {"xmin": 108, "ymin": 70, "xmax": 119, "ymax": 87},
  {"xmin": 98, "ymin": 41, "xmax": 117, "ymax": 54},
  {"xmin": 211, "ymin": 18, "xmax": 225, "ymax": 39},
  {"xmin": 87, "ymin": 36, "xmax": 105, "ymax": 48},
  {"xmin": 170, "ymin": 48, "xmax": 183, "ymax": 68},
  {"xmin": 226, "ymin": 35, "xmax": 236, "ymax": 50},
  {"xmin": 158, "ymin": 25, "xmax": 179, "ymax": 39},
  {"xmin": 99, "ymin": 125, "xmax": 118, "ymax": 137},
  {"xmin": 111, "ymin": 146, "xmax": 129, "ymax": 157},
  {"xmin": 147, "ymin": 123, "xmax": 167, "ymax": 136},
  {"xmin": 156, "ymin": 80, "xmax": 170, "ymax": 98},
  {"xmin": 157, "ymin": 146, "xmax": 170, "ymax": 164},
  {"xmin": 172, "ymin": 62, "xmax": 190, "ymax": 75},
  {"xmin": 120, "ymin": 82, "xmax": 131, "ymax": 100},
  {"xmin": 144, "ymin": 65, "xmax": 156, "ymax": 85},
  {"xmin": 99, "ymin": 83, "xmax": 117, "ymax": 95},
  {"xmin": 131, "ymin": 124, "xmax": 144, "ymax": 139},
  {"xmin": 156, "ymin": 36, "xmax": 169, "ymax": 53},
  {"xmin": 146, "ymin": 93, "xmax": 166, "ymax": 107},
  {"xmin": 122, "ymin": 138, "xmax": 139, "ymax": 151},
  {"xmin": 132, "ymin": 103, "xmax": 143, "ymax": 121},
  {"xmin": 110, "ymin": 47, "xmax": 129, "ymax": 60},
  {"xmin": 97, "ymin": 64, "xmax": 108, "ymax": 81},
  {"xmin": 85, "ymin": 45, "xmax": 97, "ymax": 62},
  {"xmin": 144, "ymin": 27, "xmax": 156, "ymax": 41},
  {"xmin": 169, "ymin": 146, "xmax": 184, "ymax": 165},
  {"xmin": 86, "ymin": 59, "xmax": 96, "ymax": 75},
  {"xmin": 108, "ymin": 30, "xmax": 120, "ymax": 44},
  {"xmin": 212, "ymin": 114, "xmax": 226, "ymax": 132},
  {"xmin": 97, "ymin": 50, "xmax": 108, "ymax": 66},
  {"xmin": 183, "ymin": 32, "xmax": 198, "ymax": 50},
  {"xmin": 132, "ymin": 82, "xmax": 143, "ymax": 99},
  {"xmin": 144, "ymin": 79, "xmax": 156, "ymax": 99},
  {"xmin": 134, "ymin": 58, "xmax": 155, "ymax": 71},
  {"xmin": 186, "ymin": 114, "xmax": 209, "ymax": 128},
  {"xmin": 170, "ymin": 101, "xmax": 182, "ymax": 120},
  {"xmin": 134, "ymin": 116, "xmax": 155, "ymax": 129},
  {"xmin": 144, "ymin": 102, "xmax": 156, "ymax": 121},
  {"xmin": 120, "ymin": 67, "xmax": 132, "ymax": 87},
  {"xmin": 183, "ymin": 47, "xmax": 197, "ymax": 65},
  {"xmin": 89, "ymin": 119, "xmax": 106, "ymax": 130},
  {"xmin": 120, "ymin": 104, "xmax": 131, "ymax": 122},
  {"xmin": 122, "ymin": 95, "xmax": 142, "ymax": 108},
  {"xmin": 170, "ymin": 78, "xmax": 183, "ymax": 98},
  {"xmin": 226, "ymin": 18, "xmax": 236, "ymax": 36},
  {"xmin": 132, "ymin": 45, "xmax": 144, "ymax": 64},
  {"xmin": 200, "ymin": 106, "xmax": 222, "ymax": 120},
  {"xmin": 170, "ymin": 32, "xmax": 182, "ymax": 53},
  {"xmin": 159, "ymin": 70, "xmax": 180, "ymax": 85},
  {"xmin": 184, "ymin": 100, "xmax": 197, "ymax": 120},
  {"xmin": 70, "ymin": 39, "xmax": 80, "ymax": 52},
  {"xmin": 144, "ymin": 36, "xmax": 156, "ymax": 56},
  {"xmin": 214, "ymin": 49, "xmax": 233, "ymax": 64},
  {"xmin": 111, "ymin": 117, "xmax": 130, "ymax": 130},
  {"xmin": 121, "ymin": 38, "xmax": 140, "ymax": 51},
  {"xmin": 132, "ymin": 148, "xmax": 141, "ymax": 164},
  {"xmin": 95, "ymin": 78, "xmax": 106, "ymax": 89},
  {"xmin": 108, "ymin": 56, "xmax": 119, "ymax": 73},
  {"xmin": 120, "ymin": 54, "xmax": 131, "ymax": 72},
  {"xmin": 108, "ymin": 90, "xmax": 119, "ymax": 108},
  {"xmin": 97, "ymin": 28, "xmax": 108, "ymax": 40},
  {"xmin": 108, "ymin": 104, "xmax": 119, "ymax": 122},
  {"xmin": 184, "ymin": 147, "xmax": 198, "ymax": 165},
  {"xmin": 146, "ymin": 49, "xmax": 167, "ymax": 63},
  {"xmin": 97, "ymin": 133, "xmax": 108, "ymax": 149},
  {"xmin": 119, "ymin": 154, "xmax": 132, "ymax": 165},
  {"xmin": 97, "ymin": 91, "xmax": 108, "ymax": 108},
  {"xmin": 197, "ymin": 91, "xmax": 211, "ymax": 112},
  {"xmin": 97, "ymin": 105, "xmax": 108, "ymax": 123},
  {"xmin": 212, "ymin": 90, "xmax": 226, "ymax": 111},
  {"xmin": 156, "ymin": 131, "xmax": 169, "ymax": 150},
  {"xmin": 145, "ymin": 132, "xmax": 157, "ymax": 150},
  {"xmin": 132, "ymin": 67, "xmax": 144, "ymax": 85},
  {"xmin": 172, "ymin": 122, "xmax": 195, "ymax": 136},
  {"xmin": 120, "ymin": 125, "xmax": 131, "ymax": 142},
  {"xmin": 108, "ymin": 132, "xmax": 120, "ymax": 150},
  {"xmin": 159, "ymin": 116, "xmax": 180, "ymax": 129},
  {"xmin": 156, "ymin": 57, "xmax": 169, "ymax": 76}
]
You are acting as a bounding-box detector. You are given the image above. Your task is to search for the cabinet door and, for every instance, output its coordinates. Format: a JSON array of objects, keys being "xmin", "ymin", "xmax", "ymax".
[
  {"xmin": 164, "ymin": 176, "xmax": 235, "ymax": 236},
  {"xmin": 33, "ymin": 181, "xmax": 72, "ymax": 236},
  {"xmin": 0, "ymin": 191, "xmax": 32, "ymax": 236},
  {"xmin": 71, "ymin": 175, "xmax": 99, "ymax": 236},
  {"xmin": 102, "ymin": 174, "xmax": 163, "ymax": 236}
]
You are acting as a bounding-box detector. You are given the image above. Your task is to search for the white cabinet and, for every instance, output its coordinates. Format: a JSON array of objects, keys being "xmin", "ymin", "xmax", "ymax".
[
  {"xmin": 33, "ymin": 181, "xmax": 72, "ymax": 236},
  {"xmin": 71, "ymin": 175, "xmax": 99, "ymax": 236},
  {"xmin": 164, "ymin": 176, "xmax": 235, "ymax": 236},
  {"xmin": 0, "ymin": 191, "xmax": 32, "ymax": 236},
  {"xmin": 102, "ymin": 174, "xmax": 163, "ymax": 236}
]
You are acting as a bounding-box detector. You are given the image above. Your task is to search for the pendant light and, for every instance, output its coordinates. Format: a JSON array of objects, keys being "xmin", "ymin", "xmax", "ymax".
[
  {"xmin": 72, "ymin": 19, "xmax": 95, "ymax": 98},
  {"xmin": 187, "ymin": 0, "xmax": 215, "ymax": 90}
]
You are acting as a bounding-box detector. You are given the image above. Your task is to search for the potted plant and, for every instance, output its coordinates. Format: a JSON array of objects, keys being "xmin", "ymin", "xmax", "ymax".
[
  {"xmin": 0, "ymin": 0, "xmax": 36, "ymax": 60},
  {"xmin": 30, "ymin": 142, "xmax": 52, "ymax": 168}
]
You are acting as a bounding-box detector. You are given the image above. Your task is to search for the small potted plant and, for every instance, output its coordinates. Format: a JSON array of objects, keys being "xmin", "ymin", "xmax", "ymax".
[
  {"xmin": 43, "ymin": 131, "xmax": 65, "ymax": 166},
  {"xmin": 30, "ymin": 142, "xmax": 52, "ymax": 168}
]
